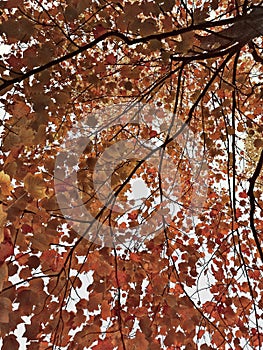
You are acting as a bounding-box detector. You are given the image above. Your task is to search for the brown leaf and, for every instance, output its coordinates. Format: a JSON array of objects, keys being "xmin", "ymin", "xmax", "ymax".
[
  {"xmin": 139, "ymin": 316, "xmax": 152, "ymax": 338},
  {"xmin": 254, "ymin": 138, "xmax": 263, "ymax": 148},
  {"xmin": 101, "ymin": 299, "xmax": 111, "ymax": 319},
  {"xmin": 24, "ymin": 173, "xmax": 47, "ymax": 199},
  {"xmin": 0, "ymin": 205, "xmax": 7, "ymax": 243},
  {"xmin": 127, "ymin": 332, "xmax": 149, "ymax": 349},
  {"xmin": 0, "ymin": 262, "xmax": 8, "ymax": 292},
  {"xmin": 0, "ymin": 18, "xmax": 34, "ymax": 42},
  {"xmin": 0, "ymin": 296, "xmax": 12, "ymax": 323},
  {"xmin": 2, "ymin": 334, "xmax": 19, "ymax": 350},
  {"xmin": 16, "ymin": 289, "xmax": 39, "ymax": 315},
  {"xmin": 0, "ymin": 0, "xmax": 22, "ymax": 8},
  {"xmin": 23, "ymin": 322, "xmax": 40, "ymax": 340},
  {"xmin": 0, "ymin": 228, "xmax": 14, "ymax": 264}
]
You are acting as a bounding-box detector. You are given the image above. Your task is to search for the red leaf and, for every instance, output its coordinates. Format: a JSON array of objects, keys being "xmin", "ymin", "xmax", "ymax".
[
  {"xmin": 117, "ymin": 270, "xmax": 127, "ymax": 284},
  {"xmin": 92, "ymin": 339, "xmax": 114, "ymax": 350},
  {"xmin": 130, "ymin": 252, "xmax": 140, "ymax": 262},
  {"xmin": 149, "ymin": 130, "xmax": 157, "ymax": 138},
  {"xmin": 106, "ymin": 54, "xmax": 116, "ymax": 65},
  {"xmin": 239, "ymin": 191, "xmax": 247, "ymax": 198},
  {"xmin": 7, "ymin": 55, "xmax": 24, "ymax": 70},
  {"xmin": 128, "ymin": 210, "xmax": 138, "ymax": 220},
  {"xmin": 21, "ymin": 224, "xmax": 33, "ymax": 234},
  {"xmin": 119, "ymin": 222, "xmax": 127, "ymax": 229},
  {"xmin": 93, "ymin": 24, "xmax": 107, "ymax": 39},
  {"xmin": 40, "ymin": 250, "xmax": 64, "ymax": 272}
]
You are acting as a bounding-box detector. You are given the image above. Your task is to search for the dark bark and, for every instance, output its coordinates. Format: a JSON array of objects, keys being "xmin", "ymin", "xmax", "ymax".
[{"xmin": 195, "ymin": 7, "xmax": 263, "ymax": 51}]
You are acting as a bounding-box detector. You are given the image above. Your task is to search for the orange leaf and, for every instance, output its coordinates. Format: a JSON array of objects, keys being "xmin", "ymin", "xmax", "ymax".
[
  {"xmin": 24, "ymin": 173, "xmax": 47, "ymax": 199},
  {"xmin": 0, "ymin": 171, "xmax": 13, "ymax": 196},
  {"xmin": 0, "ymin": 228, "xmax": 14, "ymax": 264},
  {"xmin": 0, "ymin": 262, "xmax": 8, "ymax": 292},
  {"xmin": 92, "ymin": 339, "xmax": 114, "ymax": 350},
  {"xmin": 101, "ymin": 299, "xmax": 111, "ymax": 319}
]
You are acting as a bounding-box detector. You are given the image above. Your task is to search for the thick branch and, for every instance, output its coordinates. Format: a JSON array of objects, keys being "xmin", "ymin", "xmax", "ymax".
[
  {"xmin": 1, "ymin": 9, "xmax": 263, "ymax": 94},
  {"xmin": 194, "ymin": 7, "xmax": 263, "ymax": 51},
  {"xmin": 247, "ymin": 149, "xmax": 263, "ymax": 263}
]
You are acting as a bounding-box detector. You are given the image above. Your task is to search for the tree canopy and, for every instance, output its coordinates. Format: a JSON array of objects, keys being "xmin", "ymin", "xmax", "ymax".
[{"xmin": 0, "ymin": 0, "xmax": 263, "ymax": 349}]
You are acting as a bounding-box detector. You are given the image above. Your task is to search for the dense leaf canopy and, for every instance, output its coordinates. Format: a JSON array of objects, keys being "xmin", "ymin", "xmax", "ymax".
[{"xmin": 0, "ymin": 0, "xmax": 263, "ymax": 349}]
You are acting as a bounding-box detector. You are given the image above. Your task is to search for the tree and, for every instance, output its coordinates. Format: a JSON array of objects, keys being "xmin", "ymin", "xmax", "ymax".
[{"xmin": 0, "ymin": 0, "xmax": 263, "ymax": 349}]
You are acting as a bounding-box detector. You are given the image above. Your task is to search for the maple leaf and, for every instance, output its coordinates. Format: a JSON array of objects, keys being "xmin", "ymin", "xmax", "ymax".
[
  {"xmin": 0, "ymin": 171, "xmax": 13, "ymax": 196},
  {"xmin": 0, "ymin": 18, "xmax": 34, "ymax": 42},
  {"xmin": 1, "ymin": 1, "xmax": 263, "ymax": 349},
  {"xmin": 24, "ymin": 173, "xmax": 47, "ymax": 199},
  {"xmin": 0, "ymin": 228, "xmax": 14, "ymax": 264},
  {"xmin": 106, "ymin": 54, "xmax": 117, "ymax": 65},
  {"xmin": 0, "ymin": 296, "xmax": 12, "ymax": 323},
  {"xmin": 0, "ymin": 204, "xmax": 7, "ymax": 231},
  {"xmin": 92, "ymin": 339, "xmax": 114, "ymax": 350},
  {"xmin": 93, "ymin": 24, "xmax": 107, "ymax": 38},
  {"xmin": 1, "ymin": 0, "xmax": 23, "ymax": 8},
  {"xmin": 149, "ymin": 129, "xmax": 158, "ymax": 138},
  {"xmin": 0, "ymin": 262, "xmax": 8, "ymax": 292},
  {"xmin": 2, "ymin": 334, "xmax": 19, "ymax": 350},
  {"xmin": 40, "ymin": 249, "xmax": 64, "ymax": 272},
  {"xmin": 21, "ymin": 223, "xmax": 33, "ymax": 234}
]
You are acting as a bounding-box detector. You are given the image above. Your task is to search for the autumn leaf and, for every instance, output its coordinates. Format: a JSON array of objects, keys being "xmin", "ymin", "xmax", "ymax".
[
  {"xmin": 0, "ymin": 204, "xmax": 7, "ymax": 233},
  {"xmin": 254, "ymin": 138, "xmax": 263, "ymax": 148},
  {"xmin": 174, "ymin": 32, "xmax": 195, "ymax": 54},
  {"xmin": 106, "ymin": 54, "xmax": 117, "ymax": 65},
  {"xmin": 101, "ymin": 299, "xmax": 111, "ymax": 319},
  {"xmin": 0, "ymin": 171, "xmax": 13, "ymax": 196},
  {"xmin": 0, "ymin": 1, "xmax": 263, "ymax": 349},
  {"xmin": 0, "ymin": 296, "xmax": 12, "ymax": 323},
  {"xmin": 21, "ymin": 223, "xmax": 33, "ymax": 234},
  {"xmin": 24, "ymin": 173, "xmax": 47, "ymax": 199},
  {"xmin": 92, "ymin": 339, "xmax": 114, "ymax": 350},
  {"xmin": 0, "ymin": 262, "xmax": 8, "ymax": 292},
  {"xmin": 93, "ymin": 24, "xmax": 107, "ymax": 38},
  {"xmin": 126, "ymin": 332, "xmax": 149, "ymax": 349},
  {"xmin": 2, "ymin": 334, "xmax": 19, "ymax": 350},
  {"xmin": 9, "ymin": 99, "xmax": 31, "ymax": 118},
  {"xmin": 40, "ymin": 249, "xmax": 64, "ymax": 272},
  {"xmin": 0, "ymin": 18, "xmax": 34, "ymax": 42},
  {"xmin": 0, "ymin": 228, "xmax": 14, "ymax": 264},
  {"xmin": 128, "ymin": 210, "xmax": 139, "ymax": 220},
  {"xmin": 0, "ymin": 0, "xmax": 23, "ymax": 8}
]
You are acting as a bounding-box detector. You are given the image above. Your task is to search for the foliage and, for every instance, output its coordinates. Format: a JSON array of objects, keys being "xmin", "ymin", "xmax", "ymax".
[{"xmin": 0, "ymin": 0, "xmax": 263, "ymax": 349}]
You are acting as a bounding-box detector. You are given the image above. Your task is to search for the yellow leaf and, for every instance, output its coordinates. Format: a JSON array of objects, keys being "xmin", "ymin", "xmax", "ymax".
[
  {"xmin": 0, "ymin": 204, "xmax": 7, "ymax": 244},
  {"xmin": 0, "ymin": 228, "xmax": 3, "ymax": 244},
  {"xmin": 24, "ymin": 173, "xmax": 47, "ymax": 199},
  {"xmin": 0, "ymin": 171, "xmax": 13, "ymax": 196}
]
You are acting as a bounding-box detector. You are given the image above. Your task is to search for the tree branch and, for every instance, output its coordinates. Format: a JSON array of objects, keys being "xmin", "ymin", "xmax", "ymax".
[
  {"xmin": 247, "ymin": 149, "xmax": 263, "ymax": 263},
  {"xmin": 1, "ymin": 10, "xmax": 263, "ymax": 94}
]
